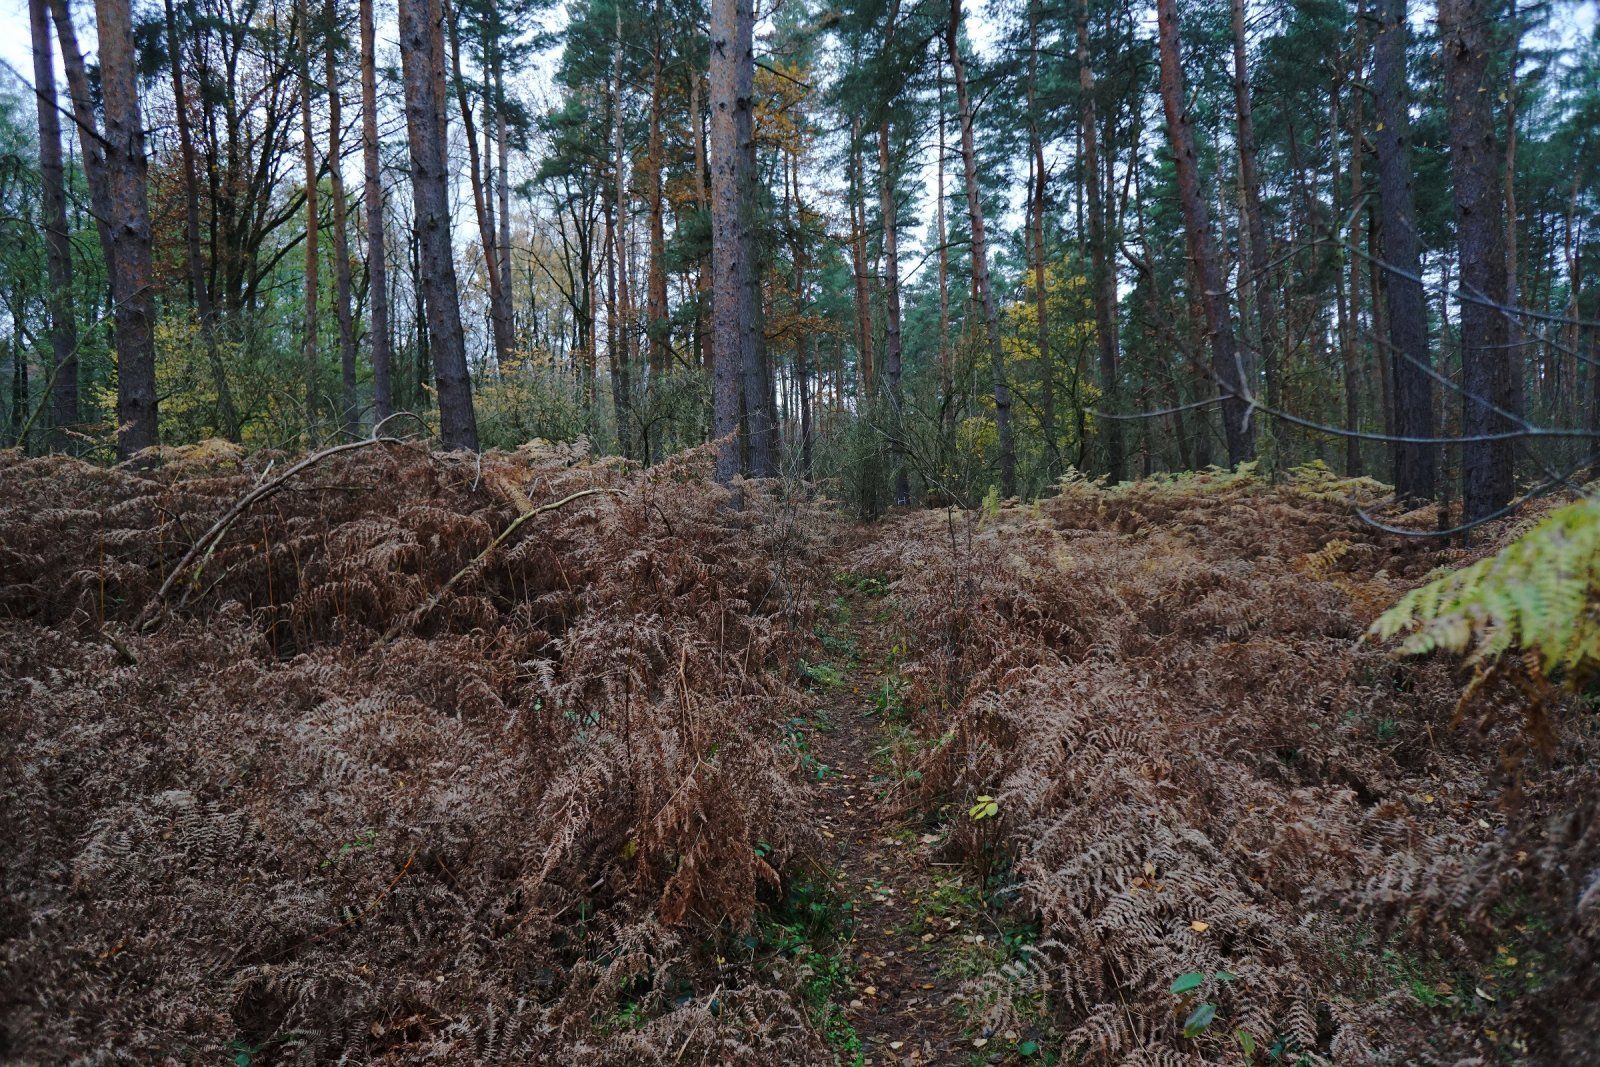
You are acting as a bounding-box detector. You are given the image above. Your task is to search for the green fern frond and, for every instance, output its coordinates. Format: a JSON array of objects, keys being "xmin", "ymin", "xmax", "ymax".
[{"xmin": 1372, "ymin": 495, "xmax": 1600, "ymax": 682}]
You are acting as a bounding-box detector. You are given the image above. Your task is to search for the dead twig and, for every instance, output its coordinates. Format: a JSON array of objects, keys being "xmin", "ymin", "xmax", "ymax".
[
  {"xmin": 135, "ymin": 434, "xmax": 417, "ymax": 630},
  {"xmin": 380, "ymin": 486, "xmax": 622, "ymax": 642}
]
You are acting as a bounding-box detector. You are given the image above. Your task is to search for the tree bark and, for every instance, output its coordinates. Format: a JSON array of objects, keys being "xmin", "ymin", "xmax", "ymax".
[
  {"xmin": 1439, "ymin": 0, "xmax": 1513, "ymax": 522},
  {"xmin": 879, "ymin": 122, "xmax": 909, "ymax": 505},
  {"xmin": 791, "ymin": 155, "xmax": 813, "ymax": 476},
  {"xmin": 326, "ymin": 0, "xmax": 359, "ymax": 436},
  {"xmin": 946, "ymin": 0, "xmax": 1016, "ymax": 496},
  {"xmin": 94, "ymin": 0, "xmax": 159, "ymax": 457},
  {"xmin": 645, "ymin": 0, "xmax": 670, "ymax": 378},
  {"xmin": 1332, "ymin": 81, "xmax": 1362, "ymax": 474},
  {"xmin": 51, "ymin": 0, "xmax": 152, "ymax": 456},
  {"xmin": 399, "ymin": 0, "xmax": 478, "ymax": 449},
  {"xmin": 1156, "ymin": 0, "xmax": 1254, "ymax": 466},
  {"xmin": 492, "ymin": 0, "xmax": 514, "ymax": 359},
  {"xmin": 1373, "ymin": 0, "xmax": 1434, "ymax": 499},
  {"xmin": 936, "ymin": 55, "xmax": 953, "ymax": 440},
  {"xmin": 740, "ymin": 34, "xmax": 775, "ymax": 476},
  {"xmin": 299, "ymin": 1, "xmax": 322, "ymax": 439},
  {"xmin": 709, "ymin": 0, "xmax": 763, "ymax": 481},
  {"xmin": 611, "ymin": 4, "xmax": 634, "ymax": 457},
  {"xmin": 1030, "ymin": 0, "xmax": 1056, "ymax": 476},
  {"xmin": 30, "ymin": 0, "xmax": 77, "ymax": 448},
  {"xmin": 360, "ymin": 0, "xmax": 393, "ymax": 422},
  {"xmin": 849, "ymin": 122, "xmax": 874, "ymax": 399},
  {"xmin": 1078, "ymin": 0, "xmax": 1122, "ymax": 481},
  {"xmin": 689, "ymin": 69, "xmax": 712, "ymax": 372},
  {"xmin": 1228, "ymin": 0, "xmax": 1280, "ymax": 426}
]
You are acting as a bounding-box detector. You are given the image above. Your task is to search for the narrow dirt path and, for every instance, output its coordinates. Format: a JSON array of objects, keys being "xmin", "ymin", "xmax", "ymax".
[{"xmin": 800, "ymin": 584, "xmax": 979, "ymax": 1066}]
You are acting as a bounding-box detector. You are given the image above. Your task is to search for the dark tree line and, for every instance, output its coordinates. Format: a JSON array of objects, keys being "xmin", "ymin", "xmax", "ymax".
[{"xmin": 2, "ymin": 0, "xmax": 1596, "ymax": 525}]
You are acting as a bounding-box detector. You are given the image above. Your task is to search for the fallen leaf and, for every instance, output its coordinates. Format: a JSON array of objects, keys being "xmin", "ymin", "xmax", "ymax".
[{"xmin": 1190, "ymin": 920, "xmax": 1210, "ymax": 933}]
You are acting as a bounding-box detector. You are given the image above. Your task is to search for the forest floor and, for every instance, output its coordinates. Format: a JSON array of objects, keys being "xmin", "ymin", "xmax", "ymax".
[
  {"xmin": 792, "ymin": 583, "xmax": 989, "ymax": 1066},
  {"xmin": 4, "ymin": 448, "xmax": 1598, "ymax": 1066}
]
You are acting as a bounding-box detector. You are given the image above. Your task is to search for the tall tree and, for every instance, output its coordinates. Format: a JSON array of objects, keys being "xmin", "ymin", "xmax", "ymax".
[
  {"xmin": 445, "ymin": 0, "xmax": 516, "ymax": 371},
  {"xmin": 359, "ymin": 0, "xmax": 393, "ymax": 421},
  {"xmin": 1440, "ymin": 0, "xmax": 1514, "ymax": 522},
  {"xmin": 1078, "ymin": 0, "xmax": 1122, "ymax": 481},
  {"xmin": 946, "ymin": 0, "xmax": 1016, "ymax": 496},
  {"xmin": 91, "ymin": 0, "xmax": 160, "ymax": 457},
  {"xmin": 399, "ymin": 0, "xmax": 480, "ymax": 449},
  {"xmin": 298, "ymin": 0, "xmax": 322, "ymax": 437},
  {"xmin": 1372, "ymin": 0, "xmax": 1435, "ymax": 499},
  {"xmin": 29, "ymin": 0, "xmax": 76, "ymax": 447},
  {"xmin": 1027, "ymin": 0, "xmax": 1054, "ymax": 475},
  {"xmin": 1156, "ymin": 0, "xmax": 1254, "ymax": 466},
  {"xmin": 708, "ymin": 0, "xmax": 763, "ymax": 481},
  {"xmin": 879, "ymin": 122, "xmax": 908, "ymax": 505},
  {"xmin": 1227, "ymin": 0, "xmax": 1279, "ymax": 435},
  {"xmin": 326, "ymin": 0, "xmax": 359, "ymax": 436}
]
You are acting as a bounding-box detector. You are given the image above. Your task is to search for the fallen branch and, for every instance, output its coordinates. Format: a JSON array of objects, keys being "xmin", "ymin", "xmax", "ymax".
[
  {"xmin": 135, "ymin": 434, "xmax": 415, "ymax": 630},
  {"xmin": 380, "ymin": 486, "xmax": 622, "ymax": 642}
]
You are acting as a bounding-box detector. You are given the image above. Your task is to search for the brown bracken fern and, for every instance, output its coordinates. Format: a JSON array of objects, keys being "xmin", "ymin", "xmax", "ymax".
[
  {"xmin": 862, "ymin": 467, "xmax": 1599, "ymax": 1065},
  {"xmin": 0, "ymin": 442, "xmax": 831, "ymax": 1064}
]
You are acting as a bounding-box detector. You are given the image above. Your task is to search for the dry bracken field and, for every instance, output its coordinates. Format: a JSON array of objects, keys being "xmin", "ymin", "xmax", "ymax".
[{"xmin": 1, "ymin": 448, "xmax": 1596, "ymax": 1065}]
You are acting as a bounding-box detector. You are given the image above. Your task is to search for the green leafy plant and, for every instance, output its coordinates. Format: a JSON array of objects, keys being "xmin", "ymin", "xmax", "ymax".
[
  {"xmin": 968, "ymin": 795, "xmax": 1000, "ymax": 820},
  {"xmin": 799, "ymin": 661, "xmax": 846, "ymax": 689},
  {"xmin": 1169, "ymin": 970, "xmax": 1235, "ymax": 1040},
  {"xmin": 1372, "ymin": 496, "xmax": 1600, "ymax": 684}
]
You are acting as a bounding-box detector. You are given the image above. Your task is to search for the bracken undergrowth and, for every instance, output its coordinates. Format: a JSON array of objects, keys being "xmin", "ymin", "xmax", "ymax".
[
  {"xmin": 0, "ymin": 440, "xmax": 835, "ymax": 1064},
  {"xmin": 861, "ymin": 465, "xmax": 1600, "ymax": 1065},
  {"xmin": 5, "ymin": 448, "xmax": 1598, "ymax": 1066}
]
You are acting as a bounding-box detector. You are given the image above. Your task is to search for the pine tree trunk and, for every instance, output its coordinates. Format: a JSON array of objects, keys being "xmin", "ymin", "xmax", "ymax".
[
  {"xmin": 1332, "ymin": 82, "xmax": 1362, "ymax": 475},
  {"xmin": 645, "ymin": 2, "xmax": 669, "ymax": 378},
  {"xmin": 399, "ymin": 0, "xmax": 478, "ymax": 450},
  {"xmin": 1373, "ymin": 0, "xmax": 1434, "ymax": 499},
  {"xmin": 1078, "ymin": 0, "xmax": 1122, "ymax": 481},
  {"xmin": 849, "ymin": 123, "xmax": 874, "ymax": 399},
  {"xmin": 792, "ymin": 156, "xmax": 813, "ymax": 477},
  {"xmin": 1030, "ymin": 0, "xmax": 1056, "ymax": 476},
  {"xmin": 94, "ymin": 0, "xmax": 159, "ymax": 458},
  {"xmin": 708, "ymin": 0, "xmax": 758, "ymax": 482},
  {"xmin": 689, "ymin": 70, "xmax": 712, "ymax": 372},
  {"xmin": 611, "ymin": 6, "xmax": 634, "ymax": 458},
  {"xmin": 326, "ymin": 0, "xmax": 359, "ymax": 436},
  {"xmin": 492, "ymin": 15, "xmax": 514, "ymax": 356},
  {"xmin": 299, "ymin": 1, "xmax": 322, "ymax": 439},
  {"xmin": 30, "ymin": 0, "xmax": 77, "ymax": 448},
  {"xmin": 1440, "ymin": 0, "xmax": 1514, "ymax": 523},
  {"xmin": 879, "ymin": 123, "xmax": 909, "ymax": 505},
  {"xmin": 946, "ymin": 0, "xmax": 1016, "ymax": 497},
  {"xmin": 936, "ymin": 56, "xmax": 953, "ymax": 441},
  {"xmin": 1156, "ymin": 0, "xmax": 1253, "ymax": 466},
  {"xmin": 740, "ymin": 39, "xmax": 774, "ymax": 478},
  {"xmin": 360, "ymin": 0, "xmax": 393, "ymax": 422},
  {"xmin": 1228, "ymin": 0, "xmax": 1280, "ymax": 421}
]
